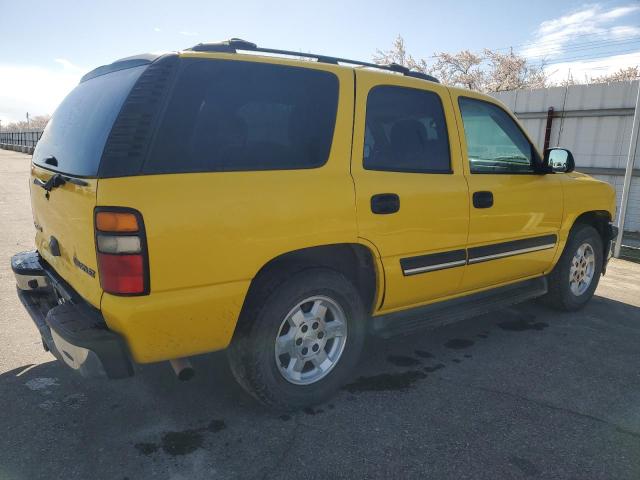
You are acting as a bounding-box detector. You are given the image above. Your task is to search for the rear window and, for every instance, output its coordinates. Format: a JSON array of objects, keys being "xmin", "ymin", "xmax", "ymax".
[
  {"xmin": 143, "ymin": 59, "xmax": 339, "ymax": 173},
  {"xmin": 32, "ymin": 65, "xmax": 146, "ymax": 177}
]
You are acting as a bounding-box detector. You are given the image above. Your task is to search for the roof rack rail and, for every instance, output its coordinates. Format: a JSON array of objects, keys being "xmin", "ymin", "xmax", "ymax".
[{"xmin": 187, "ymin": 38, "xmax": 440, "ymax": 83}]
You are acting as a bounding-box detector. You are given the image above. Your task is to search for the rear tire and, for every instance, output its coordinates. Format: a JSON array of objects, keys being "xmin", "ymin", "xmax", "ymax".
[
  {"xmin": 543, "ymin": 224, "xmax": 603, "ymax": 311},
  {"xmin": 227, "ymin": 268, "xmax": 366, "ymax": 410}
]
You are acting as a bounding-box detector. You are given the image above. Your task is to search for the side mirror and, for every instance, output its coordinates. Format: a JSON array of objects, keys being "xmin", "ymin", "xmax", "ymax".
[{"xmin": 543, "ymin": 148, "xmax": 575, "ymax": 173}]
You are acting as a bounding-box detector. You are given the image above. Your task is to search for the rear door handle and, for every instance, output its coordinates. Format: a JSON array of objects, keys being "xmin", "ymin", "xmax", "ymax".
[
  {"xmin": 371, "ymin": 193, "xmax": 400, "ymax": 214},
  {"xmin": 473, "ymin": 191, "xmax": 493, "ymax": 209}
]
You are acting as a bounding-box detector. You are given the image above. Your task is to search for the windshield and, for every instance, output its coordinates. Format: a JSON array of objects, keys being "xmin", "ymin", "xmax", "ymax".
[{"xmin": 32, "ymin": 65, "xmax": 146, "ymax": 177}]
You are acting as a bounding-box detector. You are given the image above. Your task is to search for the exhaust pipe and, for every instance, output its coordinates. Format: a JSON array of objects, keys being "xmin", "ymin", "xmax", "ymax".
[{"xmin": 169, "ymin": 358, "xmax": 195, "ymax": 381}]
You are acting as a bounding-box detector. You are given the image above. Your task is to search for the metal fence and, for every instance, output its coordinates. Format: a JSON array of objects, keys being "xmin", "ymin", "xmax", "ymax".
[
  {"xmin": 490, "ymin": 80, "xmax": 640, "ymax": 258},
  {"xmin": 0, "ymin": 130, "xmax": 44, "ymax": 149}
]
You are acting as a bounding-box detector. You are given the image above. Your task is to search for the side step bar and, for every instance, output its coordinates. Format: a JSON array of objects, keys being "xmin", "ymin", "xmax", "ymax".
[{"xmin": 371, "ymin": 276, "xmax": 548, "ymax": 338}]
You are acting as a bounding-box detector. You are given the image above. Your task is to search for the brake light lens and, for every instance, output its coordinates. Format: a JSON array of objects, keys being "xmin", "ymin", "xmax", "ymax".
[
  {"xmin": 95, "ymin": 208, "xmax": 148, "ymax": 295},
  {"xmin": 98, "ymin": 254, "xmax": 144, "ymax": 294}
]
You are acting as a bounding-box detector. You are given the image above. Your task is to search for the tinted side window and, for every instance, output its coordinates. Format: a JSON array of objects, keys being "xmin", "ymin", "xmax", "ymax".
[
  {"xmin": 144, "ymin": 60, "xmax": 339, "ymax": 173},
  {"xmin": 364, "ymin": 86, "xmax": 451, "ymax": 173},
  {"xmin": 458, "ymin": 97, "xmax": 534, "ymax": 174}
]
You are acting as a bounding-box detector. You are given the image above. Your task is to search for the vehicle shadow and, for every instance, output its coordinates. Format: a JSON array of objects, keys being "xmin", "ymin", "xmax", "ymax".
[{"xmin": 1, "ymin": 294, "xmax": 639, "ymax": 479}]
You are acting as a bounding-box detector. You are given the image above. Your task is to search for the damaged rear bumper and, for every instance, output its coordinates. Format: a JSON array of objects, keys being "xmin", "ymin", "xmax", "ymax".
[{"xmin": 11, "ymin": 250, "xmax": 133, "ymax": 379}]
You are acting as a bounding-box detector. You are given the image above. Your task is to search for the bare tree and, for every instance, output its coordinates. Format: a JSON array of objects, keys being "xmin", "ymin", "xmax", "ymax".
[
  {"xmin": 429, "ymin": 50, "xmax": 485, "ymax": 91},
  {"xmin": 373, "ymin": 35, "xmax": 550, "ymax": 92},
  {"xmin": 483, "ymin": 49, "xmax": 547, "ymax": 91},
  {"xmin": 1, "ymin": 115, "xmax": 50, "ymax": 132},
  {"xmin": 372, "ymin": 35, "xmax": 429, "ymax": 73},
  {"xmin": 28, "ymin": 115, "xmax": 51, "ymax": 130},
  {"xmin": 590, "ymin": 66, "xmax": 640, "ymax": 84}
]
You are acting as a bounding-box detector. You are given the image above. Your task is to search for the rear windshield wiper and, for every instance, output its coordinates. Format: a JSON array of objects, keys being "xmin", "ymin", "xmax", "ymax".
[{"xmin": 33, "ymin": 173, "xmax": 88, "ymax": 191}]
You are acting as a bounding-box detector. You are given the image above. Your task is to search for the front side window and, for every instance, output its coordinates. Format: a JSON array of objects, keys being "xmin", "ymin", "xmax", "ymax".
[
  {"xmin": 458, "ymin": 97, "xmax": 535, "ymax": 174},
  {"xmin": 144, "ymin": 59, "xmax": 339, "ymax": 173},
  {"xmin": 363, "ymin": 85, "xmax": 451, "ymax": 173}
]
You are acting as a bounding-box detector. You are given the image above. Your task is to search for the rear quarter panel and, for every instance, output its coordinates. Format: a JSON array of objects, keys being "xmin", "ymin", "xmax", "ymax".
[{"xmin": 98, "ymin": 56, "xmax": 358, "ymax": 362}]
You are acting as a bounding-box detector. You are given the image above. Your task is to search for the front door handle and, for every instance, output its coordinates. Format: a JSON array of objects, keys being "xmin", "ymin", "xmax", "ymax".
[
  {"xmin": 473, "ymin": 191, "xmax": 493, "ymax": 209},
  {"xmin": 371, "ymin": 193, "xmax": 400, "ymax": 214}
]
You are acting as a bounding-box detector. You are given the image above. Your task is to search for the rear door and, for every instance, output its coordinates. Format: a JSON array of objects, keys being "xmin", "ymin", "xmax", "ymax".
[
  {"xmin": 30, "ymin": 65, "xmax": 146, "ymax": 307},
  {"xmin": 351, "ymin": 71, "xmax": 469, "ymax": 312}
]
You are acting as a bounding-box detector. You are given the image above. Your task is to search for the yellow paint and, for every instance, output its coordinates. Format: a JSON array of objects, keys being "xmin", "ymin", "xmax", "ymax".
[
  {"xmin": 27, "ymin": 51, "xmax": 616, "ymax": 364},
  {"xmin": 448, "ymin": 88, "xmax": 564, "ymax": 290},
  {"xmin": 101, "ymin": 279, "xmax": 250, "ymax": 362},
  {"xmin": 30, "ymin": 165, "xmax": 102, "ymax": 308},
  {"xmin": 95, "ymin": 52, "xmax": 359, "ymax": 362},
  {"xmin": 351, "ymin": 70, "xmax": 469, "ymax": 310}
]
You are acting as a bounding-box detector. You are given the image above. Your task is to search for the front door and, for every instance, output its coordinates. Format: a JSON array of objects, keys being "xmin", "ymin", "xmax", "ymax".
[
  {"xmin": 452, "ymin": 92, "xmax": 563, "ymax": 291},
  {"xmin": 351, "ymin": 71, "xmax": 469, "ymax": 313}
]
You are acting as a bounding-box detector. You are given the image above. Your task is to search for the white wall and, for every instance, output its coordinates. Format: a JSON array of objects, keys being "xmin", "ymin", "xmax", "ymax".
[{"xmin": 490, "ymin": 81, "xmax": 639, "ymax": 232}]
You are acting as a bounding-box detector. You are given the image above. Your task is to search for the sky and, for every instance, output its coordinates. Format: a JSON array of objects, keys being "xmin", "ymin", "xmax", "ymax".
[{"xmin": 1, "ymin": 0, "xmax": 639, "ymax": 124}]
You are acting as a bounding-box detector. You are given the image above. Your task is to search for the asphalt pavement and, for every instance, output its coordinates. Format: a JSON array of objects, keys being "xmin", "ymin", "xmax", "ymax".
[{"xmin": 1, "ymin": 148, "xmax": 639, "ymax": 479}]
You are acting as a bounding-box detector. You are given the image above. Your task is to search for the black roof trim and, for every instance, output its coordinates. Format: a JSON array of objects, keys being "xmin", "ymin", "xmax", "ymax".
[
  {"xmin": 80, "ymin": 53, "xmax": 162, "ymax": 83},
  {"xmin": 187, "ymin": 38, "xmax": 440, "ymax": 83}
]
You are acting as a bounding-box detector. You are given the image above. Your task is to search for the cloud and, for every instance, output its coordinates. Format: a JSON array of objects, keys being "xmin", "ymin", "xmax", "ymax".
[
  {"xmin": 599, "ymin": 5, "xmax": 639, "ymax": 21},
  {"xmin": 153, "ymin": 27, "xmax": 161, "ymax": 32},
  {"xmin": 54, "ymin": 58, "xmax": 86, "ymax": 73},
  {"xmin": 0, "ymin": 60, "xmax": 87, "ymax": 124},
  {"xmin": 609, "ymin": 25, "xmax": 640, "ymax": 39},
  {"xmin": 544, "ymin": 50, "xmax": 640, "ymax": 84},
  {"xmin": 521, "ymin": 4, "xmax": 640, "ymax": 59}
]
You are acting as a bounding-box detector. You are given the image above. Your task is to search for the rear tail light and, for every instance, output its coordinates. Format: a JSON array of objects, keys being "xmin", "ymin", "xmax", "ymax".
[
  {"xmin": 95, "ymin": 209, "xmax": 149, "ymax": 295},
  {"xmin": 96, "ymin": 235, "xmax": 141, "ymax": 254},
  {"xmin": 96, "ymin": 211, "xmax": 139, "ymax": 232}
]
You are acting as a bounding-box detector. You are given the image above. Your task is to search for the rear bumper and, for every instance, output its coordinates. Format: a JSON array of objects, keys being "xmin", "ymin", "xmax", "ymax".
[{"xmin": 11, "ymin": 250, "xmax": 133, "ymax": 379}]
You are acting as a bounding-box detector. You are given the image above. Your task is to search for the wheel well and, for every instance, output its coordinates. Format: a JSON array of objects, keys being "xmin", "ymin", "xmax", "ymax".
[
  {"xmin": 573, "ymin": 210, "xmax": 611, "ymax": 242},
  {"xmin": 244, "ymin": 244, "xmax": 378, "ymax": 315},
  {"xmin": 572, "ymin": 210, "xmax": 612, "ymax": 270}
]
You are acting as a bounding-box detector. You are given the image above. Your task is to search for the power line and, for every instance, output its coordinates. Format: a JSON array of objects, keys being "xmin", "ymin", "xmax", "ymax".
[
  {"xmin": 487, "ymin": 30, "xmax": 640, "ymax": 52},
  {"xmin": 526, "ymin": 45, "xmax": 640, "ymax": 64},
  {"xmin": 528, "ymin": 47, "xmax": 640, "ymax": 67},
  {"xmin": 431, "ymin": 37, "xmax": 640, "ymax": 63},
  {"xmin": 521, "ymin": 38, "xmax": 640, "ymax": 59},
  {"xmin": 522, "ymin": 36, "xmax": 640, "ymax": 53}
]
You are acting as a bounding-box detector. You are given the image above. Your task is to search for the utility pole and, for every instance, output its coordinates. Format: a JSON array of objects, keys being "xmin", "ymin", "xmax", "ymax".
[
  {"xmin": 614, "ymin": 81, "xmax": 640, "ymax": 257},
  {"xmin": 26, "ymin": 112, "xmax": 30, "ymax": 129}
]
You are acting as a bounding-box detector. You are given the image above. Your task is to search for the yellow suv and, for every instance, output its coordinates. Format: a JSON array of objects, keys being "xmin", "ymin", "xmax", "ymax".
[{"xmin": 12, "ymin": 39, "xmax": 617, "ymax": 409}]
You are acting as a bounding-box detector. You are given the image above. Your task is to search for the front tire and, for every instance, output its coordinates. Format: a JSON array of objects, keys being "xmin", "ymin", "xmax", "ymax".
[
  {"xmin": 543, "ymin": 224, "xmax": 603, "ymax": 311},
  {"xmin": 227, "ymin": 268, "xmax": 366, "ymax": 410}
]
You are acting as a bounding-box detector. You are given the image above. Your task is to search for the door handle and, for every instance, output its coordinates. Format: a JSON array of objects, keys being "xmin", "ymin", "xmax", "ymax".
[
  {"xmin": 371, "ymin": 193, "xmax": 400, "ymax": 214},
  {"xmin": 473, "ymin": 191, "xmax": 493, "ymax": 209}
]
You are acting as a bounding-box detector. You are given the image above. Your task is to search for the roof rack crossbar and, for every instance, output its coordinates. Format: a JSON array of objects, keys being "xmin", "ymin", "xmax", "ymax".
[{"xmin": 188, "ymin": 39, "xmax": 440, "ymax": 83}]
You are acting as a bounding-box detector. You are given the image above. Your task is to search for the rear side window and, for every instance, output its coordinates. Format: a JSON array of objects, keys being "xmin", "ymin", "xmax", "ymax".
[
  {"xmin": 364, "ymin": 85, "xmax": 451, "ymax": 173},
  {"xmin": 144, "ymin": 60, "xmax": 339, "ymax": 173},
  {"xmin": 32, "ymin": 65, "xmax": 146, "ymax": 177}
]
